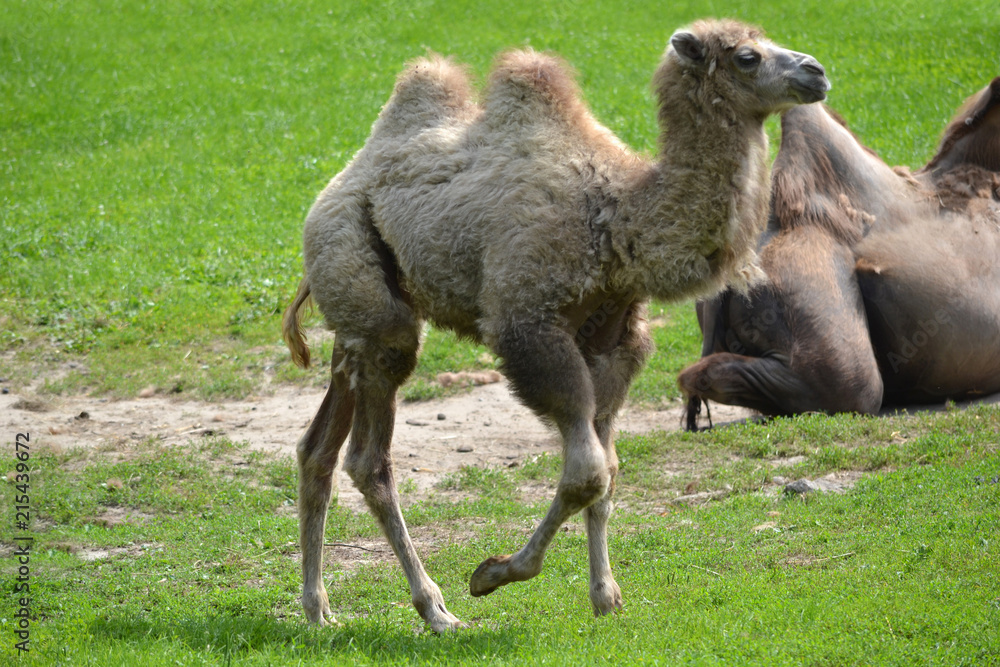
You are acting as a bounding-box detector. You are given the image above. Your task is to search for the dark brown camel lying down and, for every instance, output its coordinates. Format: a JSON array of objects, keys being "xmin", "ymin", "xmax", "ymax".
[{"xmin": 680, "ymin": 77, "xmax": 1000, "ymax": 428}]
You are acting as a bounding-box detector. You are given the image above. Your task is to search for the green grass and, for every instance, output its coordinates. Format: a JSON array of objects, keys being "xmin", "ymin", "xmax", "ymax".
[
  {"xmin": 1, "ymin": 409, "xmax": 997, "ymax": 665},
  {"xmin": 2, "ymin": 0, "xmax": 997, "ymax": 400},
  {"xmin": 2, "ymin": 0, "xmax": 1000, "ymax": 664}
]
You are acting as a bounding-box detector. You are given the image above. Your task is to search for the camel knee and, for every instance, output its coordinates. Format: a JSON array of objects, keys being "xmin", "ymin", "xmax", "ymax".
[
  {"xmin": 343, "ymin": 447, "xmax": 393, "ymax": 495},
  {"xmin": 560, "ymin": 469, "xmax": 611, "ymax": 510}
]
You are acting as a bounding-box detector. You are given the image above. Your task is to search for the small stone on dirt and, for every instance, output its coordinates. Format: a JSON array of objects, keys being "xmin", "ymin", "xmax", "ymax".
[
  {"xmin": 138, "ymin": 386, "xmax": 157, "ymax": 398},
  {"xmin": 405, "ymin": 419, "xmax": 428, "ymax": 426},
  {"xmin": 457, "ymin": 444, "xmax": 474, "ymax": 453},
  {"xmin": 437, "ymin": 413, "xmax": 446, "ymax": 420},
  {"xmin": 76, "ymin": 411, "xmax": 90, "ymax": 420},
  {"xmin": 784, "ymin": 478, "xmax": 821, "ymax": 495}
]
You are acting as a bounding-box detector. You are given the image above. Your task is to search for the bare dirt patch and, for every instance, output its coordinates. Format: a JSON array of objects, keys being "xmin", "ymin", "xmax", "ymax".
[
  {"xmin": 9, "ymin": 377, "xmax": 997, "ymax": 515},
  {"xmin": 2, "ymin": 380, "xmax": 755, "ymax": 513}
]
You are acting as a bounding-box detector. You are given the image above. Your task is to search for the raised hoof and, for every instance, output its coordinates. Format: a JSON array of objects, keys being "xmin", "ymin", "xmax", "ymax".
[{"xmin": 469, "ymin": 554, "xmax": 513, "ymax": 597}]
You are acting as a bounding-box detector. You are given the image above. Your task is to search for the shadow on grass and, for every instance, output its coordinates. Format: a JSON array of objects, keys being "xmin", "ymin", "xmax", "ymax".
[{"xmin": 90, "ymin": 612, "xmax": 524, "ymax": 662}]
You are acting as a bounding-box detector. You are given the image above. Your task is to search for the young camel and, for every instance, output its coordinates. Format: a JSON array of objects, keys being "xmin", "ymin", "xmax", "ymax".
[{"xmin": 283, "ymin": 19, "xmax": 829, "ymax": 631}]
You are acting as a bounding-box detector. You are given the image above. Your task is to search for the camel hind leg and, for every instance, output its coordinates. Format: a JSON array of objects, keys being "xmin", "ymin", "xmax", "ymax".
[
  {"xmin": 340, "ymin": 331, "xmax": 464, "ymax": 632},
  {"xmin": 298, "ymin": 183, "xmax": 460, "ymax": 631},
  {"xmin": 298, "ymin": 344, "xmax": 356, "ymax": 625}
]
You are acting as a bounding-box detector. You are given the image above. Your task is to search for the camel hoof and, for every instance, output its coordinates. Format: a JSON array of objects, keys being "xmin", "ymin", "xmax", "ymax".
[
  {"xmin": 427, "ymin": 611, "xmax": 467, "ymax": 634},
  {"xmin": 469, "ymin": 554, "xmax": 512, "ymax": 597},
  {"xmin": 303, "ymin": 589, "xmax": 338, "ymax": 625},
  {"xmin": 591, "ymin": 580, "xmax": 623, "ymax": 616},
  {"xmin": 316, "ymin": 614, "xmax": 343, "ymax": 628},
  {"xmin": 417, "ymin": 599, "xmax": 466, "ymax": 633},
  {"xmin": 308, "ymin": 607, "xmax": 341, "ymax": 627}
]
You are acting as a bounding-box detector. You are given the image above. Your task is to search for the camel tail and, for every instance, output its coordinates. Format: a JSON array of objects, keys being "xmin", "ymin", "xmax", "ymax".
[{"xmin": 282, "ymin": 279, "xmax": 313, "ymax": 369}]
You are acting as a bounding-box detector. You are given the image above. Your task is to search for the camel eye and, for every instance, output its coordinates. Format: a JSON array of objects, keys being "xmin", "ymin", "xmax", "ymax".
[{"xmin": 735, "ymin": 50, "xmax": 761, "ymax": 70}]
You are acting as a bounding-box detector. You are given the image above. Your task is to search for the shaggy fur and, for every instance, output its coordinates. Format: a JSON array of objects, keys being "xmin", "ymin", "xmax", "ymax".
[
  {"xmin": 284, "ymin": 19, "xmax": 828, "ymax": 631},
  {"xmin": 680, "ymin": 77, "xmax": 1000, "ymax": 426}
]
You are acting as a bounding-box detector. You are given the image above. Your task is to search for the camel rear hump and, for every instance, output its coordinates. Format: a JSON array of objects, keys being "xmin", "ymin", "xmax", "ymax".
[
  {"xmin": 483, "ymin": 49, "xmax": 592, "ymax": 129},
  {"xmin": 373, "ymin": 55, "xmax": 476, "ymax": 137}
]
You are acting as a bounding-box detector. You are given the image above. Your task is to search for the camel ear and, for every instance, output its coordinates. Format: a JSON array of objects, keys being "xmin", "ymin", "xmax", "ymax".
[{"xmin": 670, "ymin": 31, "xmax": 707, "ymax": 66}]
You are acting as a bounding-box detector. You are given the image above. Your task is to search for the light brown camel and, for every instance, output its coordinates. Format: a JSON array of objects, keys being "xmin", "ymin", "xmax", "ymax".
[
  {"xmin": 679, "ymin": 78, "xmax": 1000, "ymax": 425},
  {"xmin": 283, "ymin": 19, "xmax": 829, "ymax": 631}
]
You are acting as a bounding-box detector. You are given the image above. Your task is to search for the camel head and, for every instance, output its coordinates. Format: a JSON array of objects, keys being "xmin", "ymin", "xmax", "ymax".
[
  {"xmin": 921, "ymin": 76, "xmax": 1000, "ymax": 176},
  {"xmin": 661, "ymin": 19, "xmax": 830, "ymax": 121}
]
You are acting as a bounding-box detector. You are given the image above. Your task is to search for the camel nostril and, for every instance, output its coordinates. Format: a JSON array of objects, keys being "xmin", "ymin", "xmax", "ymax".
[{"xmin": 802, "ymin": 61, "xmax": 826, "ymax": 77}]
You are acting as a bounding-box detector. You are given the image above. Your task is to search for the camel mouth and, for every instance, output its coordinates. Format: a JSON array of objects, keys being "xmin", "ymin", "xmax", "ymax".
[{"xmin": 789, "ymin": 76, "xmax": 831, "ymax": 104}]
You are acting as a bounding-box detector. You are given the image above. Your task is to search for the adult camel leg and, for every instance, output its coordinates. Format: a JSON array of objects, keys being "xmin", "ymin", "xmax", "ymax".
[
  {"xmin": 584, "ymin": 305, "xmax": 653, "ymax": 615},
  {"xmin": 685, "ymin": 294, "xmax": 730, "ymax": 430},
  {"xmin": 678, "ymin": 352, "xmax": 810, "ymax": 416},
  {"xmin": 678, "ymin": 349, "xmax": 882, "ymax": 416},
  {"xmin": 470, "ymin": 321, "xmax": 609, "ymax": 598},
  {"xmin": 680, "ymin": 237, "xmax": 883, "ymax": 418},
  {"xmin": 341, "ymin": 336, "xmax": 464, "ymax": 632},
  {"xmin": 298, "ymin": 344, "xmax": 356, "ymax": 625}
]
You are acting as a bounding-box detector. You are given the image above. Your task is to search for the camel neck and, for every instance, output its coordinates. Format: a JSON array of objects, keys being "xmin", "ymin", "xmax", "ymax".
[{"xmin": 610, "ymin": 109, "xmax": 770, "ymax": 301}]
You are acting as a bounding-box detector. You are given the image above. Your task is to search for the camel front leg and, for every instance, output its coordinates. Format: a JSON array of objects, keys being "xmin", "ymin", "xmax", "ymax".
[
  {"xmin": 581, "ymin": 416, "xmax": 624, "ymax": 616},
  {"xmin": 583, "ymin": 311, "xmax": 652, "ymax": 615},
  {"xmin": 583, "ymin": 493, "xmax": 620, "ymax": 614},
  {"xmin": 471, "ymin": 321, "xmax": 610, "ymax": 598},
  {"xmin": 470, "ymin": 419, "xmax": 608, "ymax": 596}
]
